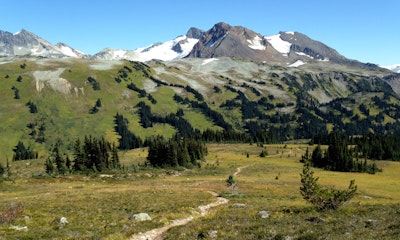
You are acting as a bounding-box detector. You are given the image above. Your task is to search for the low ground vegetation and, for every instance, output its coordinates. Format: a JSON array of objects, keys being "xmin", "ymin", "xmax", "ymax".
[{"xmin": 0, "ymin": 144, "xmax": 399, "ymax": 239}]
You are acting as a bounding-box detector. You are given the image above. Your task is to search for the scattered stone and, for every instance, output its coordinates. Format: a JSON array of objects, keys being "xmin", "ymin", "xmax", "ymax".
[
  {"xmin": 24, "ymin": 215, "xmax": 30, "ymax": 221},
  {"xmin": 9, "ymin": 225, "xmax": 28, "ymax": 231},
  {"xmin": 99, "ymin": 174, "xmax": 113, "ymax": 178},
  {"xmin": 208, "ymin": 230, "xmax": 218, "ymax": 238},
  {"xmin": 60, "ymin": 217, "xmax": 69, "ymax": 224},
  {"xmin": 365, "ymin": 219, "xmax": 377, "ymax": 228},
  {"xmin": 258, "ymin": 210, "xmax": 270, "ymax": 219},
  {"xmin": 122, "ymin": 224, "xmax": 129, "ymax": 230},
  {"xmin": 305, "ymin": 216, "xmax": 325, "ymax": 223},
  {"xmin": 129, "ymin": 213, "xmax": 151, "ymax": 222},
  {"xmin": 51, "ymin": 217, "xmax": 69, "ymax": 229},
  {"xmin": 232, "ymin": 203, "xmax": 246, "ymax": 208}
]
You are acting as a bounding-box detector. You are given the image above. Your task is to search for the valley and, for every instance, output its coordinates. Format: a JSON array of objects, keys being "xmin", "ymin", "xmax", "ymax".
[{"xmin": 1, "ymin": 21, "xmax": 400, "ymax": 239}]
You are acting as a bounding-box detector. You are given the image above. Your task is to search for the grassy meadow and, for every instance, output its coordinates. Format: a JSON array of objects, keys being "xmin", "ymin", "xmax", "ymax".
[{"xmin": 0, "ymin": 144, "xmax": 399, "ymax": 239}]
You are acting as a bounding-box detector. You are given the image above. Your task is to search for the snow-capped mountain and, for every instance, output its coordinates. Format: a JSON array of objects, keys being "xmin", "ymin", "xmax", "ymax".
[
  {"xmin": 186, "ymin": 22, "xmax": 340, "ymax": 65},
  {"xmin": 0, "ymin": 24, "xmax": 393, "ymax": 71},
  {"xmin": 0, "ymin": 29, "xmax": 84, "ymax": 58},
  {"xmin": 91, "ymin": 48, "xmax": 139, "ymax": 61},
  {"xmin": 382, "ymin": 64, "xmax": 400, "ymax": 73},
  {"xmin": 54, "ymin": 42, "xmax": 86, "ymax": 58},
  {"xmin": 92, "ymin": 27, "xmax": 204, "ymax": 61},
  {"xmin": 187, "ymin": 22, "xmax": 283, "ymax": 62},
  {"xmin": 186, "ymin": 22, "xmax": 382, "ymax": 70}
]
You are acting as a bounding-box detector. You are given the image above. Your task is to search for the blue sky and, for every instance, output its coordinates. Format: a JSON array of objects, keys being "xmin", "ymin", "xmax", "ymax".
[{"xmin": 1, "ymin": 0, "xmax": 399, "ymax": 65}]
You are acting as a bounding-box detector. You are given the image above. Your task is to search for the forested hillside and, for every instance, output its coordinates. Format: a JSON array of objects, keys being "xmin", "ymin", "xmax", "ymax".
[{"xmin": 1, "ymin": 57, "xmax": 400, "ymax": 161}]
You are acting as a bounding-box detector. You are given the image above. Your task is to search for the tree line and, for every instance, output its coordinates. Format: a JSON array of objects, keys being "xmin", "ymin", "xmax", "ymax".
[
  {"xmin": 303, "ymin": 132, "xmax": 380, "ymax": 174},
  {"xmin": 147, "ymin": 134, "xmax": 207, "ymax": 168},
  {"xmin": 45, "ymin": 135, "xmax": 120, "ymax": 175}
]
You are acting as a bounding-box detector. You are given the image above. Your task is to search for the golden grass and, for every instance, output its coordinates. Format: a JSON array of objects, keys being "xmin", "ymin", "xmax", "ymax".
[{"xmin": 1, "ymin": 143, "xmax": 400, "ymax": 239}]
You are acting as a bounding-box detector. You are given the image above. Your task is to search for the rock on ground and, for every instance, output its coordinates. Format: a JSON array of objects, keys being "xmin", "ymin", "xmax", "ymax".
[{"xmin": 129, "ymin": 213, "xmax": 151, "ymax": 222}]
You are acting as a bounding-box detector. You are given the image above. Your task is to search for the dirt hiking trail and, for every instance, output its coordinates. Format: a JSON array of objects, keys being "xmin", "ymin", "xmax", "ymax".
[{"xmin": 129, "ymin": 165, "xmax": 250, "ymax": 240}]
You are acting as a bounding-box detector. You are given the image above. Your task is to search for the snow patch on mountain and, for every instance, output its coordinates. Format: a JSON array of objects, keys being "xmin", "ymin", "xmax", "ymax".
[
  {"xmin": 381, "ymin": 64, "xmax": 400, "ymax": 73},
  {"xmin": 93, "ymin": 48, "xmax": 139, "ymax": 61},
  {"xmin": 89, "ymin": 60, "xmax": 123, "ymax": 70},
  {"xmin": 93, "ymin": 35, "xmax": 199, "ymax": 61},
  {"xmin": 295, "ymin": 52, "xmax": 314, "ymax": 59},
  {"xmin": 265, "ymin": 34, "xmax": 291, "ymax": 56},
  {"xmin": 247, "ymin": 36, "xmax": 266, "ymax": 50},
  {"xmin": 135, "ymin": 35, "xmax": 198, "ymax": 61},
  {"xmin": 288, "ymin": 60, "xmax": 305, "ymax": 67},
  {"xmin": 201, "ymin": 58, "xmax": 219, "ymax": 65},
  {"xmin": 55, "ymin": 43, "xmax": 85, "ymax": 58},
  {"xmin": 57, "ymin": 45, "xmax": 76, "ymax": 57}
]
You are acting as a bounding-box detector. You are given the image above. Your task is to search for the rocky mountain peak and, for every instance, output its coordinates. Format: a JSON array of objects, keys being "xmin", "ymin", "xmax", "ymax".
[
  {"xmin": 0, "ymin": 28, "xmax": 83, "ymax": 58},
  {"xmin": 0, "ymin": 23, "xmax": 391, "ymax": 71},
  {"xmin": 187, "ymin": 22, "xmax": 282, "ymax": 62},
  {"xmin": 186, "ymin": 27, "xmax": 205, "ymax": 39}
]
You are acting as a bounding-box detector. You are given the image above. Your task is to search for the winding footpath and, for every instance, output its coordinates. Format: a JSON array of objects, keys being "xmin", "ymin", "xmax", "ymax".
[{"xmin": 129, "ymin": 165, "xmax": 249, "ymax": 240}]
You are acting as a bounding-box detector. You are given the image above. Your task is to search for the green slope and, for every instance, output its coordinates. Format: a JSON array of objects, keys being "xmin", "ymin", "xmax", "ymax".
[{"xmin": 1, "ymin": 57, "xmax": 400, "ymax": 160}]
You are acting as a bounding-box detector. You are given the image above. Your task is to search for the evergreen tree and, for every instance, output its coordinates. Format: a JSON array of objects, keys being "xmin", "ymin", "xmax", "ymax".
[
  {"xmin": 45, "ymin": 158, "xmax": 55, "ymax": 175},
  {"xmin": 65, "ymin": 155, "xmax": 71, "ymax": 172},
  {"xmin": 71, "ymin": 135, "xmax": 120, "ymax": 173},
  {"xmin": 111, "ymin": 143, "xmax": 120, "ymax": 169},
  {"xmin": 95, "ymin": 98, "xmax": 102, "ymax": 107},
  {"xmin": 300, "ymin": 162, "xmax": 357, "ymax": 210},
  {"xmin": 300, "ymin": 147, "xmax": 310, "ymax": 163},
  {"xmin": 146, "ymin": 135, "xmax": 207, "ymax": 168},
  {"xmin": 259, "ymin": 149, "xmax": 268, "ymax": 157},
  {"xmin": 114, "ymin": 113, "xmax": 143, "ymax": 150},
  {"xmin": 53, "ymin": 145, "xmax": 67, "ymax": 175},
  {"xmin": 311, "ymin": 145, "xmax": 324, "ymax": 168},
  {"xmin": 0, "ymin": 162, "xmax": 4, "ymax": 178},
  {"xmin": 11, "ymin": 86, "xmax": 20, "ymax": 99},
  {"xmin": 12, "ymin": 141, "xmax": 38, "ymax": 161},
  {"xmin": 72, "ymin": 138, "xmax": 86, "ymax": 171},
  {"xmin": 25, "ymin": 101, "xmax": 38, "ymax": 113}
]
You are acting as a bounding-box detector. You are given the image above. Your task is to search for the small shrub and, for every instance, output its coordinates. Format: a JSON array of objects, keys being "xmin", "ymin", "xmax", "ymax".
[
  {"xmin": 300, "ymin": 163, "xmax": 357, "ymax": 210},
  {"xmin": 226, "ymin": 175, "xmax": 237, "ymax": 194},
  {"xmin": 259, "ymin": 150, "xmax": 268, "ymax": 157},
  {"xmin": 0, "ymin": 202, "xmax": 24, "ymax": 224}
]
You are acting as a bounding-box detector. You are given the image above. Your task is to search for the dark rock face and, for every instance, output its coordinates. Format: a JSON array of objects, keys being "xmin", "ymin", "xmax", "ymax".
[
  {"xmin": 186, "ymin": 27, "xmax": 205, "ymax": 39},
  {"xmin": 185, "ymin": 22, "xmax": 384, "ymax": 71},
  {"xmin": 186, "ymin": 22, "xmax": 282, "ymax": 62}
]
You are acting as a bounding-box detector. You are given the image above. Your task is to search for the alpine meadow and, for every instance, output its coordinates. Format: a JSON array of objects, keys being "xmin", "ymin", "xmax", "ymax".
[{"xmin": 1, "ymin": 22, "xmax": 400, "ymax": 239}]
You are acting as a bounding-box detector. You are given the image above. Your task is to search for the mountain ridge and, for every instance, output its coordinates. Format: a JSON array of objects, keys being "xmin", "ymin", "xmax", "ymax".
[
  {"xmin": 0, "ymin": 23, "xmax": 396, "ymax": 72},
  {"xmin": 0, "ymin": 29, "xmax": 82, "ymax": 58}
]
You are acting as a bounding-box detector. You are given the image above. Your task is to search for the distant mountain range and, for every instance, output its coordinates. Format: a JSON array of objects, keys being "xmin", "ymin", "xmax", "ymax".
[
  {"xmin": 0, "ymin": 23, "xmax": 398, "ymax": 72},
  {"xmin": 0, "ymin": 29, "xmax": 85, "ymax": 58}
]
